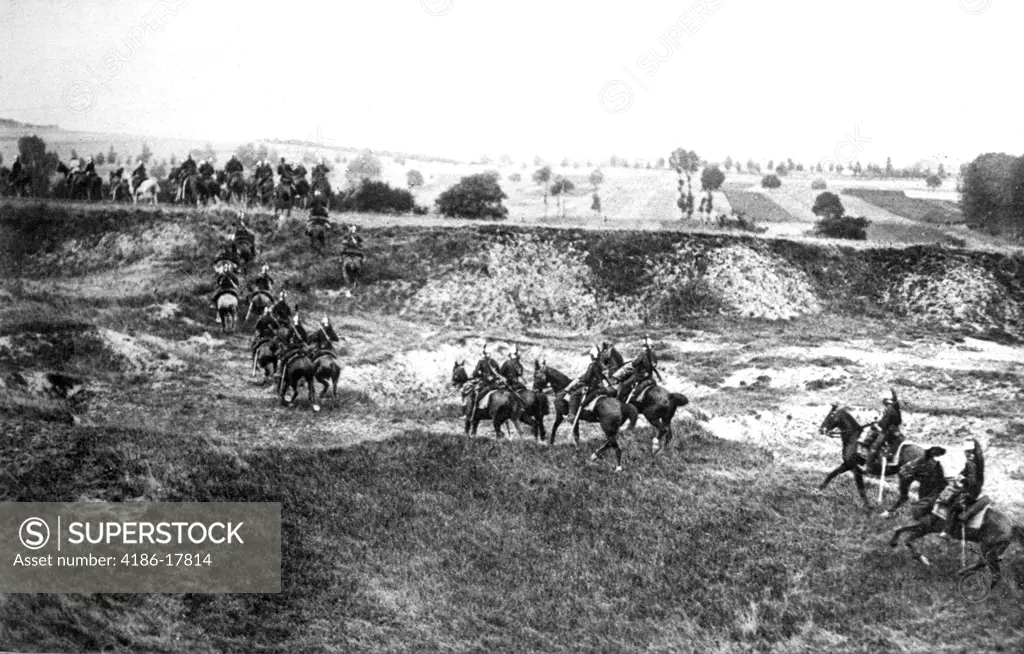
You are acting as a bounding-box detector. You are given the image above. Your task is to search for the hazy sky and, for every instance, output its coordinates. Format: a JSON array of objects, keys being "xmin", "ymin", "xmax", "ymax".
[{"xmin": 0, "ymin": 0, "xmax": 1019, "ymax": 166}]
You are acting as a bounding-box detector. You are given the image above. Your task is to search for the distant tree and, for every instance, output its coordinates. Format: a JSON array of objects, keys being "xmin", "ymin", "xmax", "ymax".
[
  {"xmin": 234, "ymin": 143, "xmax": 259, "ymax": 168},
  {"xmin": 70, "ymin": 148, "xmax": 79, "ymax": 160},
  {"xmin": 767, "ymin": 159, "xmax": 774, "ymax": 172},
  {"xmin": 533, "ymin": 165, "xmax": 553, "ymax": 215},
  {"xmin": 746, "ymin": 158, "xmax": 759, "ymax": 174},
  {"xmin": 550, "ymin": 176, "xmax": 576, "ymax": 217},
  {"xmin": 407, "ymin": 169, "xmax": 425, "ymax": 188},
  {"xmin": 937, "ymin": 163, "xmax": 947, "ymax": 178},
  {"xmin": 139, "ymin": 143, "xmax": 154, "ymax": 165},
  {"xmin": 723, "ymin": 155, "xmax": 734, "ymax": 172},
  {"xmin": 761, "ymin": 174, "xmax": 782, "ymax": 189},
  {"xmin": 561, "ymin": 157, "xmax": 570, "ymax": 168},
  {"xmin": 393, "ymin": 155, "xmax": 407, "ymax": 166},
  {"xmin": 151, "ymin": 159, "xmax": 168, "ymax": 179},
  {"xmin": 926, "ymin": 174, "xmax": 942, "ymax": 189},
  {"xmin": 885, "ymin": 156, "xmax": 895, "ymax": 177},
  {"xmin": 811, "ymin": 178, "xmax": 827, "ymax": 190},
  {"xmin": 508, "ymin": 172, "xmax": 522, "ymax": 183},
  {"xmin": 169, "ymin": 154, "xmax": 178, "ymax": 168},
  {"xmin": 812, "ymin": 191, "xmax": 845, "ymax": 220},
  {"xmin": 828, "ymin": 162, "xmax": 835, "ymax": 173},
  {"xmin": 345, "ymin": 149, "xmax": 383, "ymax": 186},
  {"xmin": 960, "ymin": 152, "xmax": 1017, "ymax": 230},
  {"xmin": 701, "ymin": 166, "xmax": 726, "ymax": 191},
  {"xmin": 482, "ymin": 169, "xmax": 502, "ymax": 182},
  {"xmin": 853, "ymin": 161, "xmax": 863, "ymax": 176},
  {"xmin": 775, "ymin": 164, "xmax": 787, "ymax": 177},
  {"xmin": 498, "ymin": 154, "xmax": 513, "ymax": 166},
  {"xmin": 436, "ymin": 173, "xmax": 508, "ymax": 220},
  {"xmin": 786, "ymin": 158, "xmax": 795, "ymax": 172},
  {"xmin": 18, "ymin": 134, "xmax": 60, "ymax": 195},
  {"xmin": 835, "ymin": 163, "xmax": 844, "ymax": 174},
  {"xmin": 479, "ymin": 154, "xmax": 492, "ymax": 165},
  {"xmin": 589, "ymin": 168, "xmax": 605, "ymax": 188},
  {"xmin": 670, "ymin": 147, "xmax": 701, "ymax": 219},
  {"xmin": 656, "ymin": 157, "xmax": 666, "ymax": 168},
  {"xmin": 94, "ymin": 152, "xmax": 105, "ymax": 166},
  {"xmin": 591, "ymin": 191, "xmax": 602, "ymax": 217},
  {"xmin": 534, "ymin": 155, "xmax": 544, "ymax": 166},
  {"xmin": 795, "ymin": 163, "xmax": 805, "ymax": 172},
  {"xmin": 107, "ymin": 144, "xmax": 117, "ymax": 165}
]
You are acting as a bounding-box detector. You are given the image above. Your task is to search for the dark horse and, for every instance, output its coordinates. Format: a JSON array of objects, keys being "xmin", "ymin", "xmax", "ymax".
[
  {"xmin": 276, "ymin": 342, "xmax": 318, "ymax": 410},
  {"xmin": 251, "ymin": 337, "xmax": 279, "ymax": 382},
  {"xmin": 533, "ymin": 361, "xmax": 639, "ymax": 471},
  {"xmin": 888, "ymin": 448, "xmax": 1024, "ymax": 581},
  {"xmin": 622, "ymin": 381, "xmax": 691, "ymax": 456},
  {"xmin": 451, "ymin": 362, "xmax": 523, "ymax": 439},
  {"xmin": 274, "ymin": 183, "xmax": 293, "ymax": 217},
  {"xmin": 818, "ymin": 404, "xmax": 926, "ymax": 508},
  {"xmin": 306, "ymin": 218, "xmax": 330, "ymax": 252},
  {"xmin": 245, "ymin": 290, "xmax": 274, "ymax": 323},
  {"xmin": 497, "ymin": 358, "xmax": 549, "ymax": 440},
  {"xmin": 311, "ymin": 322, "xmax": 342, "ymax": 408}
]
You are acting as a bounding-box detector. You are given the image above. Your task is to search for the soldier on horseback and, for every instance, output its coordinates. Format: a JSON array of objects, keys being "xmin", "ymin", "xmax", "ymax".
[
  {"xmin": 177, "ymin": 154, "xmax": 197, "ymax": 201},
  {"xmin": 132, "ymin": 160, "xmax": 147, "ymax": 186},
  {"xmin": 225, "ymin": 155, "xmax": 244, "ymax": 175},
  {"xmin": 270, "ymin": 290, "xmax": 293, "ymax": 325},
  {"xmin": 615, "ymin": 336, "xmax": 661, "ymax": 403},
  {"xmin": 251, "ymin": 264, "xmax": 274, "ymax": 295},
  {"xmin": 251, "ymin": 306, "xmax": 280, "ymax": 352},
  {"xmin": 309, "ymin": 190, "xmax": 330, "ymax": 220},
  {"xmin": 277, "ymin": 157, "xmax": 294, "ymax": 191},
  {"xmin": 211, "ymin": 267, "xmax": 240, "ymax": 312},
  {"xmin": 501, "ymin": 345, "xmax": 527, "ymax": 391},
  {"xmin": 275, "ymin": 313, "xmax": 312, "ymax": 382},
  {"xmin": 199, "ymin": 158, "xmax": 215, "ymax": 180},
  {"xmin": 863, "ymin": 389, "xmax": 903, "ymax": 472},
  {"xmin": 311, "ymin": 316, "xmax": 340, "ymax": 355},
  {"xmin": 341, "ymin": 225, "xmax": 365, "ymax": 261},
  {"xmin": 462, "ymin": 345, "xmax": 501, "ymax": 415},
  {"xmin": 936, "ymin": 437, "xmax": 985, "ymax": 539},
  {"xmin": 83, "ymin": 155, "xmax": 96, "ymax": 177},
  {"xmin": 565, "ymin": 345, "xmax": 613, "ymax": 424},
  {"xmin": 312, "ymin": 158, "xmax": 330, "ymax": 181}
]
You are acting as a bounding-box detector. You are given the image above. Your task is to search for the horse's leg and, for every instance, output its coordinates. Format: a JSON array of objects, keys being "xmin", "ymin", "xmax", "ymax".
[
  {"xmin": 852, "ymin": 468, "xmax": 870, "ymax": 507},
  {"xmin": 819, "ymin": 461, "xmax": 852, "ymax": 490},
  {"xmin": 308, "ymin": 370, "xmax": 319, "ymax": 412},
  {"xmin": 550, "ymin": 407, "xmax": 563, "ymax": 446}
]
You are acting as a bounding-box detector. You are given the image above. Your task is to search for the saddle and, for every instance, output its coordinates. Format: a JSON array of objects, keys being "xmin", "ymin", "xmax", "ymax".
[
  {"xmin": 628, "ymin": 380, "xmax": 655, "ymax": 403},
  {"xmin": 212, "ymin": 287, "xmax": 239, "ymax": 303},
  {"xmin": 311, "ymin": 349, "xmax": 337, "ymax": 363}
]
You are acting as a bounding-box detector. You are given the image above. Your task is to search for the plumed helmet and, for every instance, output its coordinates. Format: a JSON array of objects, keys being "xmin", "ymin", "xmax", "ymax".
[
  {"xmin": 261, "ymin": 264, "xmax": 269, "ymax": 273},
  {"xmin": 512, "ymin": 344, "xmax": 520, "ymax": 358},
  {"xmin": 881, "ymin": 390, "xmax": 894, "ymax": 404},
  {"xmin": 292, "ymin": 314, "xmax": 300, "ymax": 325},
  {"xmin": 321, "ymin": 316, "xmax": 329, "ymax": 327},
  {"xmin": 314, "ymin": 190, "xmax": 322, "ymax": 197},
  {"xmin": 589, "ymin": 345, "xmax": 599, "ymax": 359},
  {"xmin": 88, "ymin": 155, "xmax": 94, "ymax": 162},
  {"xmin": 643, "ymin": 335, "xmax": 652, "ymax": 350},
  {"xmin": 279, "ymin": 290, "xmax": 288, "ymax": 299},
  {"xmin": 963, "ymin": 437, "xmax": 976, "ymax": 452}
]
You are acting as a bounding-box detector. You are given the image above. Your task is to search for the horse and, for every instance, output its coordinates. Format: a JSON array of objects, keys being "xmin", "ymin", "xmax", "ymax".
[
  {"xmin": 818, "ymin": 404, "xmax": 926, "ymax": 509},
  {"xmin": 451, "ymin": 361, "xmax": 524, "ymax": 439},
  {"xmin": 232, "ymin": 236, "xmax": 256, "ymax": 273},
  {"xmin": 310, "ymin": 322, "xmax": 342, "ymax": 407},
  {"xmin": 274, "ymin": 183, "xmax": 293, "ymax": 217},
  {"xmin": 3, "ymin": 167, "xmax": 32, "ymax": 197},
  {"xmin": 245, "ymin": 290, "xmax": 274, "ymax": 322},
  {"xmin": 888, "ymin": 449, "xmax": 1024, "ymax": 581},
  {"xmin": 276, "ymin": 345, "xmax": 318, "ymax": 410},
  {"xmin": 217, "ymin": 171, "xmax": 246, "ymax": 204},
  {"xmin": 293, "ymin": 177, "xmax": 310, "ymax": 209},
  {"xmin": 533, "ymin": 361, "xmax": 639, "ymax": 471},
  {"xmin": 499, "ymin": 358, "xmax": 549, "ymax": 440},
  {"xmin": 621, "ymin": 380, "xmax": 690, "ymax": 455},
  {"xmin": 215, "ymin": 290, "xmax": 239, "ymax": 333},
  {"xmin": 251, "ymin": 337, "xmax": 279, "ymax": 382},
  {"xmin": 74, "ymin": 172, "xmax": 103, "ymax": 202},
  {"xmin": 174, "ymin": 173, "xmax": 202, "ymax": 206},
  {"xmin": 251, "ymin": 176, "xmax": 274, "ymax": 207},
  {"xmin": 131, "ymin": 178, "xmax": 159, "ymax": 205}
]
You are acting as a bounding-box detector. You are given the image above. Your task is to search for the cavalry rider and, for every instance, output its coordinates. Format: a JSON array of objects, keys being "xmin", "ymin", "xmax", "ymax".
[
  {"xmin": 198, "ymin": 158, "xmax": 216, "ymax": 180},
  {"xmin": 256, "ymin": 159, "xmax": 273, "ymax": 184},
  {"xmin": 341, "ymin": 225, "xmax": 365, "ymax": 261},
  {"xmin": 234, "ymin": 217, "xmax": 255, "ymax": 242},
  {"xmin": 177, "ymin": 153, "xmax": 198, "ymax": 201},
  {"xmin": 936, "ymin": 437, "xmax": 985, "ymax": 539},
  {"xmin": 312, "ymin": 157, "xmax": 330, "ymax": 181},
  {"xmin": 251, "ymin": 263, "xmax": 275, "ymax": 296},
  {"xmin": 309, "ymin": 190, "xmax": 330, "ymax": 220},
  {"xmin": 565, "ymin": 345, "xmax": 613, "ymax": 422},
  {"xmin": 83, "ymin": 155, "xmax": 96, "ymax": 177},
  {"xmin": 463, "ymin": 344, "xmax": 501, "ymax": 413},
  {"xmin": 132, "ymin": 159, "xmax": 147, "ymax": 186},
  {"xmin": 277, "ymin": 157, "xmax": 294, "ymax": 190},
  {"xmin": 251, "ymin": 306, "xmax": 280, "ymax": 356},
  {"xmin": 277, "ymin": 312, "xmax": 312, "ymax": 377},
  {"xmin": 311, "ymin": 316, "xmax": 339, "ymax": 355},
  {"xmin": 614, "ymin": 336, "xmax": 660, "ymax": 403},
  {"xmin": 863, "ymin": 389, "xmax": 903, "ymax": 472},
  {"xmin": 500, "ymin": 344, "xmax": 527, "ymax": 391},
  {"xmin": 270, "ymin": 290, "xmax": 293, "ymax": 325},
  {"xmin": 210, "ymin": 266, "xmax": 240, "ymax": 311},
  {"xmin": 225, "ymin": 154, "xmax": 244, "ymax": 175},
  {"xmin": 11, "ymin": 155, "xmax": 23, "ymax": 181}
]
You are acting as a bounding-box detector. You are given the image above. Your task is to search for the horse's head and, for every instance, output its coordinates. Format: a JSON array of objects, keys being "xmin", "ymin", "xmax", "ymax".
[
  {"xmin": 451, "ymin": 360, "xmax": 468, "ymax": 387},
  {"xmin": 533, "ymin": 359, "xmax": 548, "ymax": 392},
  {"xmin": 899, "ymin": 446, "xmax": 948, "ymax": 485},
  {"xmin": 819, "ymin": 403, "xmax": 844, "ymax": 435}
]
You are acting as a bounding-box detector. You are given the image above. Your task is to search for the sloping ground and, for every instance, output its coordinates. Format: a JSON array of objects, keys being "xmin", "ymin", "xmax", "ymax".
[{"xmin": 841, "ymin": 188, "xmax": 964, "ymax": 224}]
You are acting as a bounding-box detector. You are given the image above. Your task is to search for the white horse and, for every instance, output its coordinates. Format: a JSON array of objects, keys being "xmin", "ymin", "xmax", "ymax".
[{"xmin": 132, "ymin": 178, "xmax": 160, "ymax": 205}]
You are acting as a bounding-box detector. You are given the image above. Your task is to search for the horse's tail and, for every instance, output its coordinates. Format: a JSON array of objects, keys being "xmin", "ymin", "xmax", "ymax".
[{"xmin": 669, "ymin": 392, "xmax": 689, "ymax": 408}]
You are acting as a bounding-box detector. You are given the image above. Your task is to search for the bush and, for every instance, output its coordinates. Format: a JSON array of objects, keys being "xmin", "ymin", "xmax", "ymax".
[
  {"xmin": 332, "ymin": 179, "xmax": 414, "ymax": 214},
  {"xmin": 700, "ymin": 166, "xmax": 726, "ymax": 191},
  {"xmin": 813, "ymin": 215, "xmax": 870, "ymax": 240},
  {"xmin": 761, "ymin": 174, "xmax": 782, "ymax": 189},
  {"xmin": 436, "ymin": 174, "xmax": 508, "ymax": 220},
  {"xmin": 811, "ymin": 178, "xmax": 827, "ymax": 190},
  {"xmin": 926, "ymin": 174, "xmax": 942, "ymax": 189},
  {"xmin": 406, "ymin": 170, "xmax": 424, "ymax": 188},
  {"xmin": 508, "ymin": 173, "xmax": 522, "ymax": 183}
]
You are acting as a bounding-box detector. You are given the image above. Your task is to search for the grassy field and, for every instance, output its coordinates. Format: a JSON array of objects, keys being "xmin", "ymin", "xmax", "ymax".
[
  {"xmin": 841, "ymin": 189, "xmax": 964, "ymax": 225},
  {"xmin": 2, "ymin": 201, "xmax": 1024, "ymax": 652}
]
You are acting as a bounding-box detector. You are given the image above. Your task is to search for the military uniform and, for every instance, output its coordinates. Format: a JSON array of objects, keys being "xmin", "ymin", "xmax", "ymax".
[
  {"xmin": 566, "ymin": 350, "xmax": 611, "ymax": 420},
  {"xmin": 277, "ymin": 160, "xmax": 294, "ymax": 186},
  {"xmin": 864, "ymin": 392, "xmax": 903, "ymax": 472},
  {"xmin": 616, "ymin": 340, "xmax": 659, "ymax": 403},
  {"xmin": 198, "ymin": 161, "xmax": 215, "ymax": 179},
  {"xmin": 132, "ymin": 163, "xmax": 147, "ymax": 183},
  {"xmin": 270, "ymin": 296, "xmax": 293, "ymax": 325},
  {"xmin": 937, "ymin": 439, "xmax": 984, "ymax": 537},
  {"xmin": 225, "ymin": 157, "xmax": 244, "ymax": 174}
]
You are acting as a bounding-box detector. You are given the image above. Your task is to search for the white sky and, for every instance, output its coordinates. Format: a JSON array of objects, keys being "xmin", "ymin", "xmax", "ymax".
[{"xmin": 1, "ymin": 0, "xmax": 1020, "ymax": 166}]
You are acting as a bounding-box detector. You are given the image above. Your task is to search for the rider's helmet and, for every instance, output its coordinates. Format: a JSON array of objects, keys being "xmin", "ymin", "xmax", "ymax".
[
  {"xmin": 881, "ymin": 390, "xmax": 894, "ymax": 405},
  {"xmin": 279, "ymin": 290, "xmax": 288, "ymax": 301},
  {"xmin": 314, "ymin": 190, "xmax": 322, "ymax": 197},
  {"xmin": 511, "ymin": 344, "xmax": 520, "ymax": 360},
  {"xmin": 589, "ymin": 345, "xmax": 599, "ymax": 360},
  {"xmin": 292, "ymin": 314, "xmax": 300, "ymax": 325},
  {"xmin": 349, "ymin": 225, "xmax": 357, "ymax": 233},
  {"xmin": 88, "ymin": 155, "xmax": 93, "ymax": 162},
  {"xmin": 261, "ymin": 264, "xmax": 269, "ymax": 274},
  {"xmin": 643, "ymin": 335, "xmax": 653, "ymax": 351},
  {"xmin": 963, "ymin": 437, "xmax": 976, "ymax": 452},
  {"xmin": 321, "ymin": 316, "xmax": 329, "ymax": 327}
]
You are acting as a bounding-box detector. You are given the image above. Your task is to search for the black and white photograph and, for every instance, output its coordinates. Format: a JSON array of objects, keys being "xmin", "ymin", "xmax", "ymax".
[{"xmin": 1, "ymin": 0, "xmax": 1023, "ymax": 651}]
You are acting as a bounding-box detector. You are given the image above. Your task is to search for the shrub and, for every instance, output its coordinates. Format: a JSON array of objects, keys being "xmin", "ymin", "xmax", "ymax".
[
  {"xmin": 811, "ymin": 178, "xmax": 827, "ymax": 190},
  {"xmin": 436, "ymin": 174, "xmax": 509, "ymax": 220},
  {"xmin": 406, "ymin": 170, "xmax": 424, "ymax": 188},
  {"xmin": 333, "ymin": 179, "xmax": 414, "ymax": 214},
  {"xmin": 761, "ymin": 174, "xmax": 782, "ymax": 189},
  {"xmin": 926, "ymin": 174, "xmax": 942, "ymax": 189},
  {"xmin": 345, "ymin": 150, "xmax": 383, "ymax": 187},
  {"xmin": 813, "ymin": 215, "xmax": 870, "ymax": 240},
  {"xmin": 700, "ymin": 166, "xmax": 726, "ymax": 191},
  {"xmin": 508, "ymin": 173, "xmax": 522, "ymax": 183}
]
